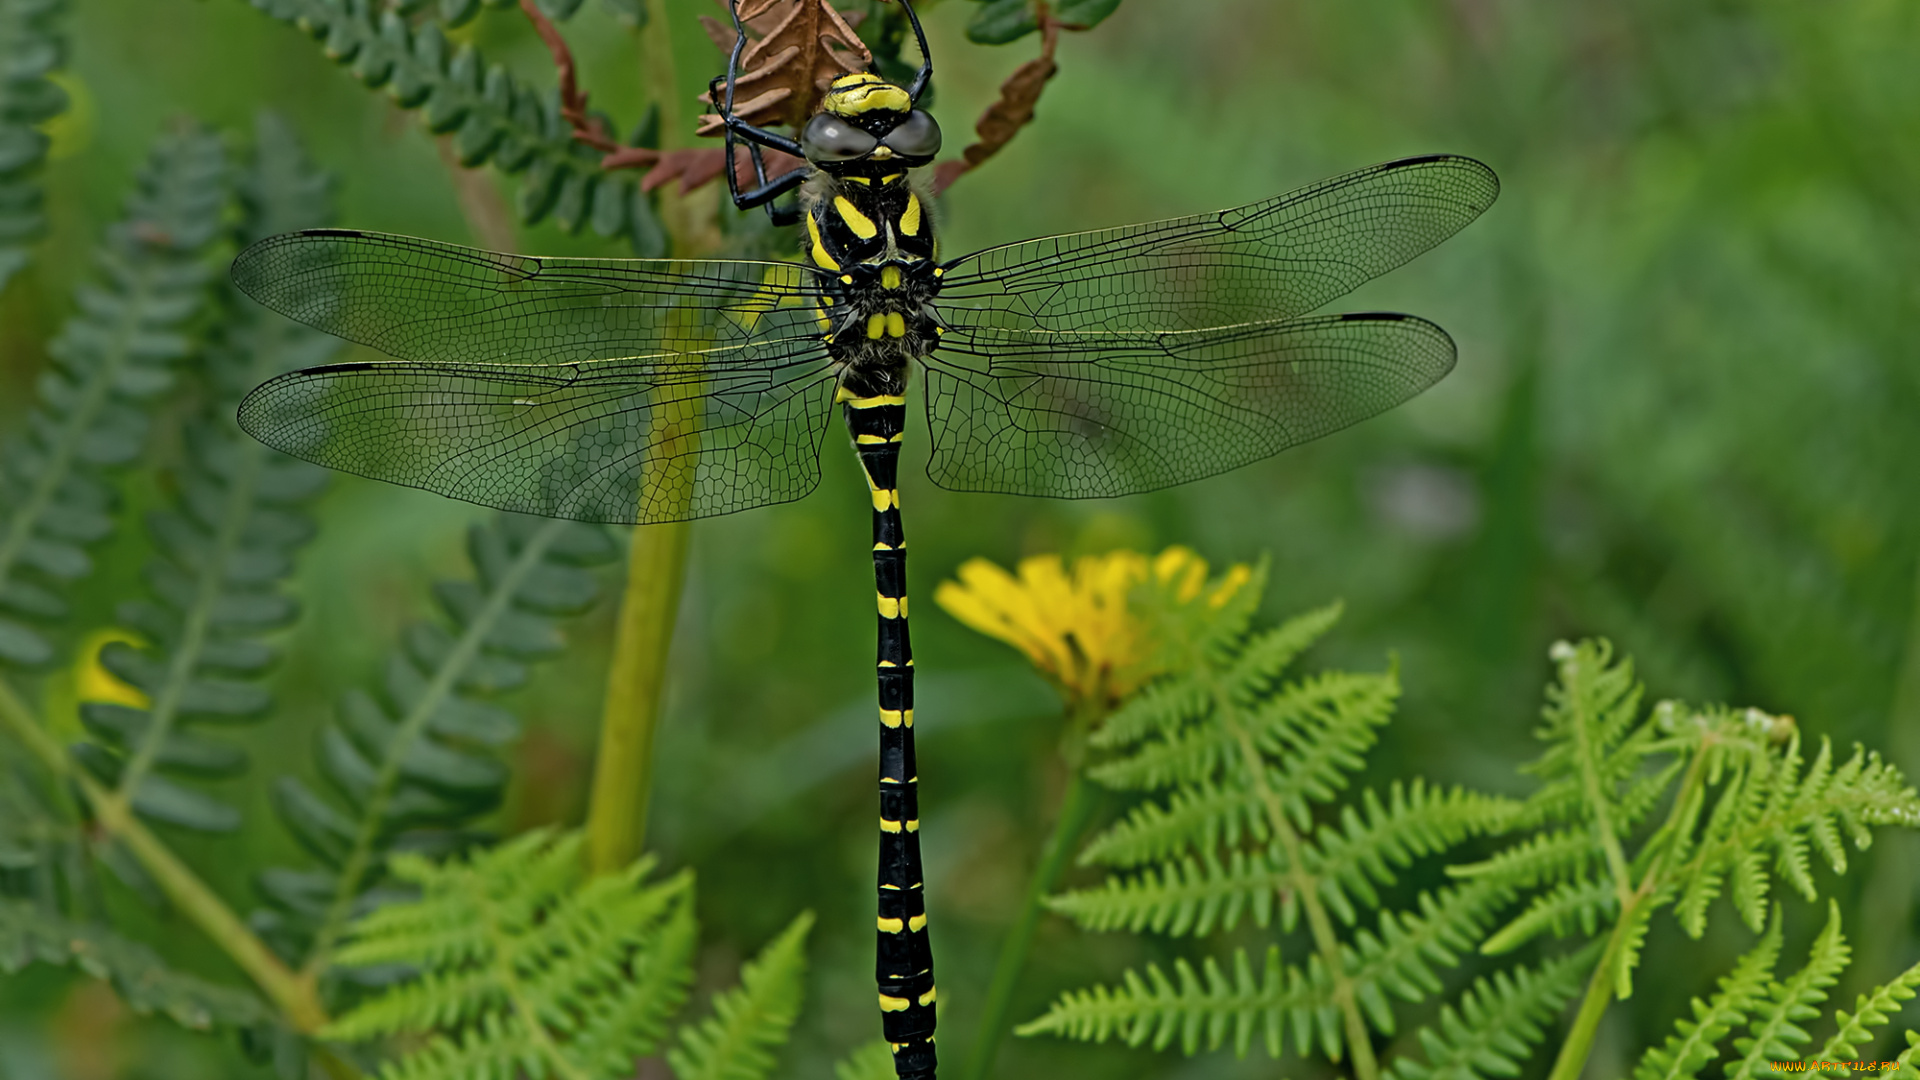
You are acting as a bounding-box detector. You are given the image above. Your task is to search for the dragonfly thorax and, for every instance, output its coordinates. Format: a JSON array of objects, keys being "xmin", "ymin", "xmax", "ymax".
[{"xmin": 804, "ymin": 169, "xmax": 942, "ymax": 399}]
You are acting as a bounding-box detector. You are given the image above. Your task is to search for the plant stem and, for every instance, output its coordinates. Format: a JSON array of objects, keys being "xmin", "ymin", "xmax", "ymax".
[
  {"xmin": 0, "ymin": 676, "xmax": 335, "ymax": 1038},
  {"xmin": 583, "ymin": 0, "xmax": 706, "ymax": 877},
  {"xmin": 959, "ymin": 764, "xmax": 1101, "ymax": 1080},
  {"xmin": 1546, "ymin": 902, "xmax": 1636, "ymax": 1080},
  {"xmin": 587, "ymin": 521, "xmax": 689, "ymax": 875}
]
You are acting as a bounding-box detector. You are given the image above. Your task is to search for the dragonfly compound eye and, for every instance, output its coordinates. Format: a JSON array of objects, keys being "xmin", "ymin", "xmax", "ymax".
[
  {"xmin": 802, "ymin": 114, "xmax": 880, "ymax": 163},
  {"xmin": 881, "ymin": 110, "xmax": 942, "ymax": 160}
]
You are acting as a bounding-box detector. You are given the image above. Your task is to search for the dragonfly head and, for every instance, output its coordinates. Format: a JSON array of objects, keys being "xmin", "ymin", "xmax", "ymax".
[{"xmin": 802, "ymin": 73, "xmax": 942, "ymax": 171}]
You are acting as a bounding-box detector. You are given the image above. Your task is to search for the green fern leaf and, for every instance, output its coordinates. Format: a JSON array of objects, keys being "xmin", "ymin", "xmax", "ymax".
[
  {"xmin": 832, "ymin": 1040, "xmax": 896, "ymax": 1080},
  {"xmin": 1629, "ymin": 905, "xmax": 1782, "ymax": 1080},
  {"xmin": 1391, "ymin": 948, "xmax": 1595, "ymax": 1080},
  {"xmin": 1480, "ymin": 874, "xmax": 1615, "ymax": 955},
  {"xmin": 72, "ymin": 114, "xmax": 337, "ymax": 838},
  {"xmin": 1048, "ymin": 844, "xmax": 1285, "ymax": 936},
  {"xmin": 1076, "ymin": 778, "xmax": 1267, "ymax": 868},
  {"xmin": 1305, "ymin": 780, "xmax": 1520, "ymax": 926},
  {"xmin": 1042, "ymin": 594, "xmax": 1532, "ymax": 1070},
  {"xmin": 666, "ymin": 911, "xmax": 814, "ymax": 1080},
  {"xmin": 0, "ymin": 0, "xmax": 66, "ymax": 291},
  {"xmin": 1345, "ymin": 879, "xmax": 1518, "ymax": 1022},
  {"xmin": 1516, "ymin": 640, "xmax": 1649, "ymax": 829},
  {"xmin": 1451, "ymin": 828, "xmax": 1600, "ymax": 893},
  {"xmin": 1017, "ymin": 944, "xmax": 1313, "ymax": 1059},
  {"xmin": 0, "ymin": 126, "xmax": 227, "ymax": 671},
  {"xmin": 1811, "ymin": 957, "xmax": 1920, "ymax": 1068},
  {"xmin": 237, "ymin": 0, "xmax": 664, "ymax": 252},
  {"xmin": 258, "ymin": 514, "xmax": 618, "ymax": 973},
  {"xmin": 1727, "ymin": 900, "xmax": 1850, "ymax": 1077},
  {"xmin": 1255, "ymin": 668, "xmax": 1400, "ymax": 830},
  {"xmin": 1683, "ymin": 735, "xmax": 1920, "ymax": 942},
  {"xmin": 0, "ymin": 897, "xmax": 269, "ymax": 1030},
  {"xmin": 325, "ymin": 830, "xmax": 703, "ymax": 1080},
  {"xmin": 1896, "ymin": 1031, "xmax": 1920, "ymax": 1069},
  {"xmin": 1220, "ymin": 601, "xmax": 1345, "ymax": 694}
]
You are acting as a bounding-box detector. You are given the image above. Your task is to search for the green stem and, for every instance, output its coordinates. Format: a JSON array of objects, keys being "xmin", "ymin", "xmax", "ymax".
[
  {"xmin": 582, "ymin": 0, "xmax": 705, "ymax": 876},
  {"xmin": 1546, "ymin": 902, "xmax": 1637, "ymax": 1080},
  {"xmin": 586, "ymin": 520, "xmax": 688, "ymax": 875},
  {"xmin": 1545, "ymin": 719, "xmax": 1719, "ymax": 1080},
  {"xmin": 0, "ymin": 676, "xmax": 338, "ymax": 1040},
  {"xmin": 959, "ymin": 765, "xmax": 1101, "ymax": 1080}
]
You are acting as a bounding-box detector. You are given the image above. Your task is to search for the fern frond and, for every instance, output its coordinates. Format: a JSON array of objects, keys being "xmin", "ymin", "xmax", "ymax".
[
  {"xmin": 238, "ymin": 0, "xmax": 665, "ymax": 253},
  {"xmin": 666, "ymin": 911, "xmax": 814, "ymax": 1080},
  {"xmin": 1449, "ymin": 828, "xmax": 1598, "ymax": 891},
  {"xmin": 1480, "ymin": 874, "xmax": 1616, "ymax": 955},
  {"xmin": 1629, "ymin": 905, "xmax": 1782, "ymax": 1080},
  {"xmin": 1390, "ymin": 949, "xmax": 1594, "ymax": 1080},
  {"xmin": 1077, "ymin": 777, "xmax": 1266, "ymax": 868},
  {"xmin": 1016, "ymin": 944, "xmax": 1319, "ymax": 1060},
  {"xmin": 1090, "ymin": 677, "xmax": 1212, "ymax": 756},
  {"xmin": 0, "ymin": 0, "xmax": 65, "ymax": 291},
  {"xmin": 259, "ymin": 514, "xmax": 618, "ymax": 971},
  {"xmin": 1221, "ymin": 601, "xmax": 1345, "ymax": 697},
  {"xmin": 1728, "ymin": 900, "xmax": 1850, "ymax": 1077},
  {"xmin": 1516, "ymin": 640, "xmax": 1652, "ymax": 829},
  {"xmin": 1254, "ymin": 669, "xmax": 1400, "ymax": 829},
  {"xmin": 1306, "ymin": 781, "xmax": 1521, "ymax": 926},
  {"xmin": 0, "ymin": 126, "xmax": 227, "ymax": 671},
  {"xmin": 1344, "ymin": 879, "xmax": 1517, "ymax": 1031},
  {"xmin": 1047, "ymin": 844, "xmax": 1285, "ymax": 936},
  {"xmin": 1087, "ymin": 695, "xmax": 1240, "ymax": 791},
  {"xmin": 0, "ymin": 897, "xmax": 268, "ymax": 1030},
  {"xmin": 325, "ymin": 830, "xmax": 704, "ymax": 1079},
  {"xmin": 1811, "ymin": 958, "xmax": 1920, "ymax": 1069},
  {"xmin": 71, "ymin": 115, "xmax": 336, "ymax": 838},
  {"xmin": 1684, "ymin": 735, "xmax": 1920, "ymax": 939},
  {"xmin": 1897, "ymin": 1031, "xmax": 1920, "ymax": 1069},
  {"xmin": 832, "ymin": 1041, "xmax": 896, "ymax": 1080}
]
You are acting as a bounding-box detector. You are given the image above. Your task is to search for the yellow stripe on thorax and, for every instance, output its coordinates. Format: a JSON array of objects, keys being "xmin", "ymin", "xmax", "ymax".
[
  {"xmin": 834, "ymin": 196, "xmax": 879, "ymax": 240},
  {"xmin": 805, "ymin": 212, "xmax": 839, "ymax": 271}
]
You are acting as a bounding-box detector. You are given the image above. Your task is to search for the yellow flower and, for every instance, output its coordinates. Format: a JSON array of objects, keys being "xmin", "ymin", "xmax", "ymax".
[
  {"xmin": 74, "ymin": 628, "xmax": 149, "ymax": 709},
  {"xmin": 935, "ymin": 545, "xmax": 1252, "ymax": 708}
]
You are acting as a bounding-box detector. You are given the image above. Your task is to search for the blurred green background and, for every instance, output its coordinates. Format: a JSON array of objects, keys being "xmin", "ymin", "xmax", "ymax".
[{"xmin": 2, "ymin": 0, "xmax": 1917, "ymax": 1076}]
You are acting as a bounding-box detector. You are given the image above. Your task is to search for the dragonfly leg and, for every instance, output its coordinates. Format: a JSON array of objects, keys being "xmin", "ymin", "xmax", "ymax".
[{"xmin": 717, "ymin": 118, "xmax": 808, "ymax": 223}]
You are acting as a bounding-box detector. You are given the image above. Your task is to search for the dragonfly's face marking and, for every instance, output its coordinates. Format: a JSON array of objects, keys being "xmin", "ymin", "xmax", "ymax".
[{"xmin": 822, "ymin": 72, "xmax": 911, "ymax": 117}]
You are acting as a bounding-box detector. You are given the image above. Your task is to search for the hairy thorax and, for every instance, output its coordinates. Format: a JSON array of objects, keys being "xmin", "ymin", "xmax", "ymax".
[{"xmin": 801, "ymin": 167, "xmax": 944, "ymax": 400}]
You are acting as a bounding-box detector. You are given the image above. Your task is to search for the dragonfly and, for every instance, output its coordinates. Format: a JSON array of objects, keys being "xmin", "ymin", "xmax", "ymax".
[{"xmin": 230, "ymin": 2, "xmax": 1498, "ymax": 1075}]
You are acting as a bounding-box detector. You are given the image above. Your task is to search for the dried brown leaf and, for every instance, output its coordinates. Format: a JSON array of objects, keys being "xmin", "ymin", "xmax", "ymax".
[
  {"xmin": 933, "ymin": 20, "xmax": 1061, "ymax": 194},
  {"xmin": 696, "ymin": 0, "xmax": 873, "ymax": 135}
]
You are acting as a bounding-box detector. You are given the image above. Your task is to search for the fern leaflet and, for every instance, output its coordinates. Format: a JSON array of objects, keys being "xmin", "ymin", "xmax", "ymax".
[
  {"xmin": 0, "ymin": 126, "xmax": 227, "ymax": 670},
  {"xmin": 0, "ymin": 0, "xmax": 66, "ymax": 291},
  {"xmin": 257, "ymin": 513, "xmax": 618, "ymax": 978},
  {"xmin": 325, "ymin": 829, "xmax": 700, "ymax": 1080},
  {"xmin": 666, "ymin": 911, "xmax": 814, "ymax": 1080},
  {"xmin": 70, "ymin": 114, "xmax": 337, "ymax": 838}
]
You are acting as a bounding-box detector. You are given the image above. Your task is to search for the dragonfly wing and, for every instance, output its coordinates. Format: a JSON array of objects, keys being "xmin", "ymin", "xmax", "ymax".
[
  {"xmin": 921, "ymin": 313, "xmax": 1455, "ymax": 498},
  {"xmin": 238, "ymin": 321, "xmax": 838, "ymax": 524},
  {"xmin": 231, "ymin": 229, "xmax": 824, "ymax": 365},
  {"xmin": 937, "ymin": 155, "xmax": 1497, "ymax": 334}
]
